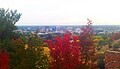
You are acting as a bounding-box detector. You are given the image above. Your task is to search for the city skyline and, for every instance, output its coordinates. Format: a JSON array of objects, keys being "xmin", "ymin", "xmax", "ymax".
[{"xmin": 1, "ymin": 0, "xmax": 120, "ymax": 25}]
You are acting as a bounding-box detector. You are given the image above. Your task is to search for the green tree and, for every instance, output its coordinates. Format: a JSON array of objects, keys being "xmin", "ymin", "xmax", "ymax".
[
  {"xmin": 27, "ymin": 33, "xmax": 49, "ymax": 69},
  {"xmin": 0, "ymin": 8, "xmax": 22, "ymax": 40},
  {"xmin": 9, "ymin": 34, "xmax": 49, "ymax": 69}
]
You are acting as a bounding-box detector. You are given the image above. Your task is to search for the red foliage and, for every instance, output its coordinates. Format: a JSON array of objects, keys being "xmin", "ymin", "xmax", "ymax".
[
  {"xmin": 46, "ymin": 32, "xmax": 81, "ymax": 69},
  {"xmin": 79, "ymin": 19, "xmax": 94, "ymax": 47},
  {"xmin": 110, "ymin": 32, "xmax": 120, "ymax": 41},
  {"xmin": 79, "ymin": 19, "xmax": 96, "ymax": 68},
  {"xmin": 0, "ymin": 50, "xmax": 10, "ymax": 69}
]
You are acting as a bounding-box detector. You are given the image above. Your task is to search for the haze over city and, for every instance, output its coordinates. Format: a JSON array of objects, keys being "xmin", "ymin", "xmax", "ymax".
[{"xmin": 0, "ymin": 0, "xmax": 120, "ymax": 25}]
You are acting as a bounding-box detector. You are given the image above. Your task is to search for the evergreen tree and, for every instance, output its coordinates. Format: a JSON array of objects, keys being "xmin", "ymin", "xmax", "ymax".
[{"xmin": 0, "ymin": 8, "xmax": 22, "ymax": 40}]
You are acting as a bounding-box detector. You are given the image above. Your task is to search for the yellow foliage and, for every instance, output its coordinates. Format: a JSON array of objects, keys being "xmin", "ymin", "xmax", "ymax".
[
  {"xmin": 43, "ymin": 47, "xmax": 50, "ymax": 55},
  {"xmin": 24, "ymin": 44, "xmax": 28, "ymax": 49},
  {"xmin": 76, "ymin": 40, "xmax": 80, "ymax": 43},
  {"xmin": 93, "ymin": 39, "xmax": 99, "ymax": 42}
]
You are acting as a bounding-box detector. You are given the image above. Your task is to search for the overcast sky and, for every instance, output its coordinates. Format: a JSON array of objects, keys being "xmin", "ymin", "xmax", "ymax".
[{"xmin": 0, "ymin": 0, "xmax": 120, "ymax": 25}]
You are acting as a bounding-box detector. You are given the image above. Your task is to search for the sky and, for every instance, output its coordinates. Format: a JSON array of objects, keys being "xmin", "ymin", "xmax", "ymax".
[{"xmin": 0, "ymin": 0, "xmax": 120, "ymax": 25}]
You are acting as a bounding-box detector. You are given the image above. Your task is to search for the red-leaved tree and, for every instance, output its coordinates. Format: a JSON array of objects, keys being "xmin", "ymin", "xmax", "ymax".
[
  {"xmin": 46, "ymin": 32, "xmax": 81, "ymax": 69},
  {"xmin": 110, "ymin": 32, "xmax": 120, "ymax": 41},
  {"xmin": 79, "ymin": 19, "xmax": 97, "ymax": 69},
  {"xmin": 0, "ymin": 50, "xmax": 10, "ymax": 69}
]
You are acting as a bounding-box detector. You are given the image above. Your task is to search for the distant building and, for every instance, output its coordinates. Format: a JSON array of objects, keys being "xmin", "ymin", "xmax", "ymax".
[
  {"xmin": 95, "ymin": 28, "xmax": 104, "ymax": 34},
  {"xmin": 51, "ymin": 26, "xmax": 56, "ymax": 31},
  {"xmin": 14, "ymin": 29, "xmax": 23, "ymax": 34},
  {"xmin": 67, "ymin": 27, "xmax": 73, "ymax": 32},
  {"xmin": 56, "ymin": 26, "xmax": 61, "ymax": 32},
  {"xmin": 75, "ymin": 28, "xmax": 81, "ymax": 33}
]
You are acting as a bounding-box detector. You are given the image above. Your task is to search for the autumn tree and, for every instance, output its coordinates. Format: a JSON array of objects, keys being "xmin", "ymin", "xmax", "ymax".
[
  {"xmin": 46, "ymin": 32, "xmax": 81, "ymax": 69},
  {"xmin": 110, "ymin": 32, "xmax": 120, "ymax": 41},
  {"xmin": 79, "ymin": 19, "xmax": 97, "ymax": 69}
]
